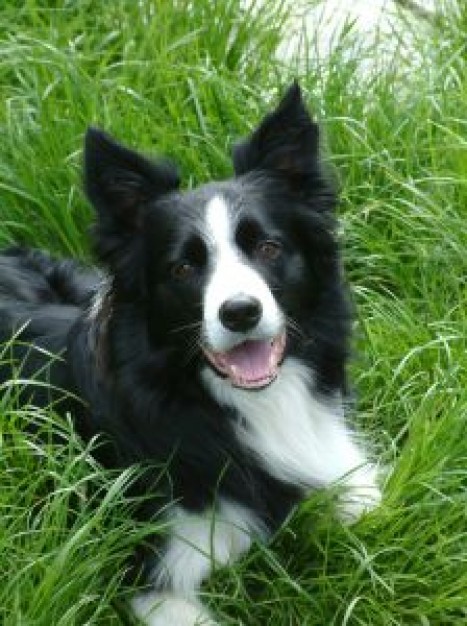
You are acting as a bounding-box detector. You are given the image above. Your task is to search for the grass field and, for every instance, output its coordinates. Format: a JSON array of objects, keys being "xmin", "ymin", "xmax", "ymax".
[{"xmin": 1, "ymin": 1, "xmax": 466, "ymax": 624}]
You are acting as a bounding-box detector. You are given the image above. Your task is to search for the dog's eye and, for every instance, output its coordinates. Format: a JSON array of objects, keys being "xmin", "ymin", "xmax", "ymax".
[
  {"xmin": 255, "ymin": 240, "xmax": 282, "ymax": 262},
  {"xmin": 171, "ymin": 261, "xmax": 195, "ymax": 280}
]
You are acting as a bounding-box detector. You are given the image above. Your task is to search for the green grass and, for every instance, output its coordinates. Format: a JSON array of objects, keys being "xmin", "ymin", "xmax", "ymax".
[{"xmin": 0, "ymin": 1, "xmax": 466, "ymax": 624}]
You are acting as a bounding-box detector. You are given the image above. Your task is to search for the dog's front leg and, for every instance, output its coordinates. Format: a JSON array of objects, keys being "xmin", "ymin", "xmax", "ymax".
[
  {"xmin": 131, "ymin": 591, "xmax": 217, "ymax": 626},
  {"xmin": 334, "ymin": 455, "xmax": 382, "ymax": 523},
  {"xmin": 131, "ymin": 500, "xmax": 263, "ymax": 625},
  {"xmin": 314, "ymin": 408, "xmax": 382, "ymax": 523}
]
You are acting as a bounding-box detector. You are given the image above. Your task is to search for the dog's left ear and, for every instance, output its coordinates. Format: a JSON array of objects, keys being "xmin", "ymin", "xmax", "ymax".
[{"xmin": 233, "ymin": 82, "xmax": 320, "ymax": 181}]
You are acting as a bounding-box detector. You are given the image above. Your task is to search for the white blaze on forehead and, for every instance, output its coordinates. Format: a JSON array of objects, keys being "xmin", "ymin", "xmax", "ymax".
[
  {"xmin": 204, "ymin": 193, "xmax": 233, "ymax": 253},
  {"xmin": 202, "ymin": 194, "xmax": 283, "ymax": 352}
]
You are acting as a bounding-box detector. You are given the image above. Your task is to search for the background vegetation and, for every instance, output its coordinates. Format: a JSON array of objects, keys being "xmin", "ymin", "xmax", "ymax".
[{"xmin": 0, "ymin": 1, "xmax": 466, "ymax": 624}]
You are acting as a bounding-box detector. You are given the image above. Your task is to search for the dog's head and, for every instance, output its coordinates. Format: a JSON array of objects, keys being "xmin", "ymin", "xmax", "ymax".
[{"xmin": 84, "ymin": 84, "xmax": 348, "ymax": 391}]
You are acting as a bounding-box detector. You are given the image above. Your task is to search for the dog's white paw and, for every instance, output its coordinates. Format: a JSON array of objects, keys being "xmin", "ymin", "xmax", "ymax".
[
  {"xmin": 337, "ymin": 465, "xmax": 382, "ymax": 524},
  {"xmin": 131, "ymin": 591, "xmax": 218, "ymax": 626}
]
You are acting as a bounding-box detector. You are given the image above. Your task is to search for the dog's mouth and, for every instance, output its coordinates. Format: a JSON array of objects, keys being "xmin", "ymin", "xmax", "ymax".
[{"xmin": 203, "ymin": 332, "xmax": 286, "ymax": 389}]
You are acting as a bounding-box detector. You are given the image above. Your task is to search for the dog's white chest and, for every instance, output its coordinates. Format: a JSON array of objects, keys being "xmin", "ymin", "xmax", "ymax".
[{"xmin": 203, "ymin": 359, "xmax": 366, "ymax": 490}]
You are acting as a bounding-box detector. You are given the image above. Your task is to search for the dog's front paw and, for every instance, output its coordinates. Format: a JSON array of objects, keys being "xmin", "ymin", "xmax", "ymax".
[
  {"xmin": 131, "ymin": 591, "xmax": 219, "ymax": 626},
  {"xmin": 337, "ymin": 465, "xmax": 382, "ymax": 524}
]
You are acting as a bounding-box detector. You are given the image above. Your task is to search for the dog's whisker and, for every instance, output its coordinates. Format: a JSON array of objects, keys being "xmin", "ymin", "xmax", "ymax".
[
  {"xmin": 169, "ymin": 321, "xmax": 203, "ymax": 335},
  {"xmin": 286, "ymin": 316, "xmax": 306, "ymax": 340},
  {"xmin": 181, "ymin": 334, "xmax": 203, "ymax": 366}
]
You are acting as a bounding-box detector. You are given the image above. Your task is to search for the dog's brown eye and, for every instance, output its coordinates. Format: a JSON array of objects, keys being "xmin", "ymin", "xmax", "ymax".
[
  {"xmin": 256, "ymin": 240, "xmax": 282, "ymax": 262},
  {"xmin": 171, "ymin": 261, "xmax": 195, "ymax": 280}
]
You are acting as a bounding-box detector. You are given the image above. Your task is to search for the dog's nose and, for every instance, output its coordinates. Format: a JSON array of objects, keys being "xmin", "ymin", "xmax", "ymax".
[{"xmin": 219, "ymin": 296, "xmax": 262, "ymax": 333}]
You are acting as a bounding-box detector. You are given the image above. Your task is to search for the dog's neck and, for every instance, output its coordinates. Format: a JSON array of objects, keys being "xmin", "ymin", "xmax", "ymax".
[{"xmin": 87, "ymin": 281, "xmax": 114, "ymax": 376}]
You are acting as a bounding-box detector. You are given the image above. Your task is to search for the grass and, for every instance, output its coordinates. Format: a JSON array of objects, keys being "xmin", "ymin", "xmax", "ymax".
[{"xmin": 0, "ymin": 0, "xmax": 466, "ymax": 624}]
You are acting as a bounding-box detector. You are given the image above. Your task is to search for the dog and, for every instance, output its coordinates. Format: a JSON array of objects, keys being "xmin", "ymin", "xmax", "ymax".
[{"xmin": 0, "ymin": 83, "xmax": 381, "ymax": 625}]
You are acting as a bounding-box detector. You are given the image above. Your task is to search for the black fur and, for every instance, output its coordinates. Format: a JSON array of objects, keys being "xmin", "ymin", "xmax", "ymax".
[{"xmin": 0, "ymin": 85, "xmax": 351, "ymax": 588}]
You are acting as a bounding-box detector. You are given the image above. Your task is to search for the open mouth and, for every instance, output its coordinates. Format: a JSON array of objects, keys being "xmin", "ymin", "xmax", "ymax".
[{"xmin": 203, "ymin": 332, "xmax": 286, "ymax": 389}]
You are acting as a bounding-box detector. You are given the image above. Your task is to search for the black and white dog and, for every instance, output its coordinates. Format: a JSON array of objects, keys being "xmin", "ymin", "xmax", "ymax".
[{"xmin": 0, "ymin": 84, "xmax": 380, "ymax": 625}]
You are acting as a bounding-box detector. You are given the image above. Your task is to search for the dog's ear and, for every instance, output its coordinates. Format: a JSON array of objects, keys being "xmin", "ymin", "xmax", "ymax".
[
  {"xmin": 233, "ymin": 82, "xmax": 320, "ymax": 181},
  {"xmin": 84, "ymin": 129, "xmax": 179, "ymax": 296},
  {"xmin": 84, "ymin": 128, "xmax": 179, "ymax": 232}
]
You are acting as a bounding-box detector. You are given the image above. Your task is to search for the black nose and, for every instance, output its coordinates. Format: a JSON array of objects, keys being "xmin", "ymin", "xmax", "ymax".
[{"xmin": 219, "ymin": 296, "xmax": 262, "ymax": 333}]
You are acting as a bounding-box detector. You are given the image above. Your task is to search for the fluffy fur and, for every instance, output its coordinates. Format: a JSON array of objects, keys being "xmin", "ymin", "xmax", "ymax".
[{"xmin": 0, "ymin": 83, "xmax": 380, "ymax": 625}]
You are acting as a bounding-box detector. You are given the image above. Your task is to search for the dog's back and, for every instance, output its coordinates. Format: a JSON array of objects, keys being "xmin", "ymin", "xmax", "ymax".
[{"xmin": 0, "ymin": 247, "xmax": 100, "ymax": 409}]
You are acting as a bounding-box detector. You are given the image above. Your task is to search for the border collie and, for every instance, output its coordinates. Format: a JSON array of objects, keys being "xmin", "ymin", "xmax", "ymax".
[{"xmin": 0, "ymin": 83, "xmax": 381, "ymax": 625}]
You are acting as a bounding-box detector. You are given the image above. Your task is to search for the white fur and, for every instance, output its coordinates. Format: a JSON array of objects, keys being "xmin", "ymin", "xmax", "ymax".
[
  {"xmin": 131, "ymin": 591, "xmax": 217, "ymax": 626},
  {"xmin": 202, "ymin": 195, "xmax": 284, "ymax": 352},
  {"xmin": 132, "ymin": 500, "xmax": 265, "ymax": 625},
  {"xmin": 86, "ymin": 274, "xmax": 110, "ymax": 321},
  {"xmin": 151, "ymin": 499, "xmax": 266, "ymax": 594},
  {"xmin": 203, "ymin": 358, "xmax": 381, "ymax": 520}
]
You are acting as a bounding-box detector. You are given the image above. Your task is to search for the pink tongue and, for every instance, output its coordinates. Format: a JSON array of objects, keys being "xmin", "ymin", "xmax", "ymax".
[{"xmin": 224, "ymin": 340, "xmax": 272, "ymax": 381}]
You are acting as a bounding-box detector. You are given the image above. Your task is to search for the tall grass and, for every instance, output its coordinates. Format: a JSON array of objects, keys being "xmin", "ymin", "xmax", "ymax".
[{"xmin": 0, "ymin": 1, "xmax": 466, "ymax": 624}]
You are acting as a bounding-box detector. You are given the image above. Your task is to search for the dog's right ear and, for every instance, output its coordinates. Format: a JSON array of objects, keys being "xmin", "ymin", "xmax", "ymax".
[
  {"xmin": 84, "ymin": 129, "xmax": 179, "ymax": 295},
  {"xmin": 84, "ymin": 128, "xmax": 179, "ymax": 233}
]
